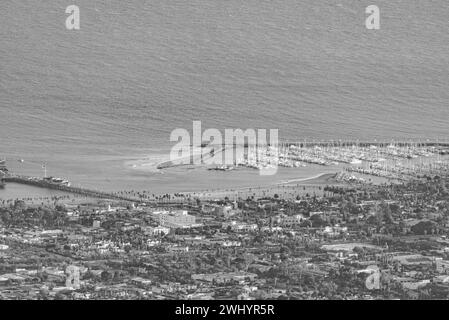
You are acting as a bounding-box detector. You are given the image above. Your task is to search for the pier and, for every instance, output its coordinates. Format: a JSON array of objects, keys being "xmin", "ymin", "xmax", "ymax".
[{"xmin": 1, "ymin": 175, "xmax": 140, "ymax": 203}]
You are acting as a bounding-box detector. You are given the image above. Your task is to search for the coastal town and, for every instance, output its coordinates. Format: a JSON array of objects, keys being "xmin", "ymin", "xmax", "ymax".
[{"xmin": 1, "ymin": 142, "xmax": 449, "ymax": 300}]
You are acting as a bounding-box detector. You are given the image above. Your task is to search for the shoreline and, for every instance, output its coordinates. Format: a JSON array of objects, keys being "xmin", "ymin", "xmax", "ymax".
[
  {"xmin": 276, "ymin": 172, "xmax": 334, "ymax": 185},
  {"xmin": 181, "ymin": 172, "xmax": 339, "ymax": 200}
]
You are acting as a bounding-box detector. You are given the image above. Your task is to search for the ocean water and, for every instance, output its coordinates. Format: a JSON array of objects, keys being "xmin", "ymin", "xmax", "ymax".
[{"xmin": 1, "ymin": 0, "xmax": 448, "ymax": 194}]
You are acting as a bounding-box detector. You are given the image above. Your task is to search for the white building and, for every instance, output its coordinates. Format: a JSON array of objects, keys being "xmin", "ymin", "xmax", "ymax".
[
  {"xmin": 224, "ymin": 221, "xmax": 258, "ymax": 232},
  {"xmin": 222, "ymin": 241, "xmax": 241, "ymax": 247},
  {"xmin": 144, "ymin": 226, "xmax": 170, "ymax": 236},
  {"xmin": 158, "ymin": 210, "xmax": 196, "ymax": 229},
  {"xmin": 168, "ymin": 246, "xmax": 189, "ymax": 253},
  {"xmin": 274, "ymin": 214, "xmax": 304, "ymax": 226}
]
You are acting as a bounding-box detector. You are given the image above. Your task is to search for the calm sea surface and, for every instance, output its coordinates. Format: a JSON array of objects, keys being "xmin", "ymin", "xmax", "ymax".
[{"xmin": 1, "ymin": 0, "xmax": 448, "ymax": 194}]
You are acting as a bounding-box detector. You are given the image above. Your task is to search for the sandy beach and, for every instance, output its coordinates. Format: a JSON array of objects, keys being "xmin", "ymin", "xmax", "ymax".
[{"xmin": 181, "ymin": 172, "xmax": 341, "ymax": 201}]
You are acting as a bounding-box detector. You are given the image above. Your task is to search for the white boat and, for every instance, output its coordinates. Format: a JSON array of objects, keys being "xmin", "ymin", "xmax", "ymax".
[
  {"xmin": 44, "ymin": 177, "xmax": 71, "ymax": 187},
  {"xmin": 350, "ymin": 159, "xmax": 362, "ymax": 165}
]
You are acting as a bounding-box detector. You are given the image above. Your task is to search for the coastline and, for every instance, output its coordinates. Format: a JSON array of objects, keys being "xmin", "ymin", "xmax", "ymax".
[
  {"xmin": 276, "ymin": 172, "xmax": 336, "ymax": 185},
  {"xmin": 181, "ymin": 172, "xmax": 339, "ymax": 200}
]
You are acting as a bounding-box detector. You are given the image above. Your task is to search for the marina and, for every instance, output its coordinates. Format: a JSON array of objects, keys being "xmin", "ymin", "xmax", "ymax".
[{"xmin": 233, "ymin": 141, "xmax": 449, "ymax": 181}]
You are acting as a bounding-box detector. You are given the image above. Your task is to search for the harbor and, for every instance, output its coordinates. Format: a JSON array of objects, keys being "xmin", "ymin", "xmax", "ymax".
[{"xmin": 1, "ymin": 141, "xmax": 448, "ymax": 203}]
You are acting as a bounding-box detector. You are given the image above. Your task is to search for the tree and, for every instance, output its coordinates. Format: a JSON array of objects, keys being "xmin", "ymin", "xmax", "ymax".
[
  {"xmin": 411, "ymin": 221, "xmax": 435, "ymax": 235},
  {"xmin": 54, "ymin": 292, "xmax": 66, "ymax": 300},
  {"xmin": 101, "ymin": 271, "xmax": 112, "ymax": 282},
  {"xmin": 113, "ymin": 271, "xmax": 122, "ymax": 282},
  {"xmin": 309, "ymin": 214, "xmax": 327, "ymax": 228}
]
